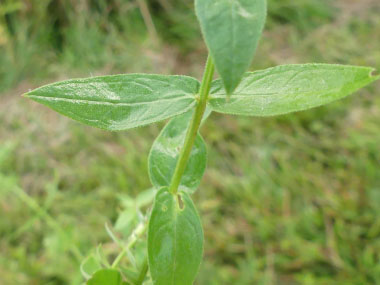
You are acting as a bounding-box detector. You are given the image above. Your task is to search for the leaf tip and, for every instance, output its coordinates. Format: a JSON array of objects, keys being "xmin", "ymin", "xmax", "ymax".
[
  {"xmin": 222, "ymin": 82, "xmax": 236, "ymax": 98},
  {"xmin": 22, "ymin": 88, "xmax": 36, "ymax": 98},
  {"xmin": 221, "ymin": 73, "xmax": 243, "ymax": 97}
]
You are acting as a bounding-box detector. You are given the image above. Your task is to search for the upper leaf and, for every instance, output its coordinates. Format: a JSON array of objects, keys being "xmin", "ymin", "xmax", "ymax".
[
  {"xmin": 195, "ymin": 0, "xmax": 267, "ymax": 94},
  {"xmin": 25, "ymin": 74, "xmax": 200, "ymax": 131},
  {"xmin": 148, "ymin": 187, "xmax": 203, "ymax": 285},
  {"xmin": 209, "ymin": 64, "xmax": 380, "ymax": 116},
  {"xmin": 148, "ymin": 110, "xmax": 209, "ymax": 194}
]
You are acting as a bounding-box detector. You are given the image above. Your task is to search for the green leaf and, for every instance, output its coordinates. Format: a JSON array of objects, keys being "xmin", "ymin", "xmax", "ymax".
[
  {"xmin": 114, "ymin": 208, "xmax": 137, "ymax": 236},
  {"xmin": 80, "ymin": 255, "xmax": 102, "ymax": 280},
  {"xmin": 148, "ymin": 110, "xmax": 209, "ymax": 194},
  {"xmin": 25, "ymin": 74, "xmax": 200, "ymax": 131},
  {"xmin": 87, "ymin": 269, "xmax": 127, "ymax": 285},
  {"xmin": 148, "ymin": 187, "xmax": 203, "ymax": 285},
  {"xmin": 195, "ymin": 0, "xmax": 267, "ymax": 94},
  {"xmin": 136, "ymin": 188, "xmax": 157, "ymax": 208},
  {"xmin": 209, "ymin": 64, "xmax": 380, "ymax": 116},
  {"xmin": 121, "ymin": 268, "xmax": 140, "ymax": 284},
  {"xmin": 121, "ymin": 258, "xmax": 149, "ymax": 285}
]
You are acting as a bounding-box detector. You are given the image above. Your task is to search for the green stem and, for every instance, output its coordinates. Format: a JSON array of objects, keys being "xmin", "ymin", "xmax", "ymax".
[
  {"xmin": 111, "ymin": 222, "xmax": 147, "ymax": 268},
  {"xmin": 135, "ymin": 257, "xmax": 149, "ymax": 285},
  {"xmin": 169, "ymin": 55, "xmax": 215, "ymax": 194}
]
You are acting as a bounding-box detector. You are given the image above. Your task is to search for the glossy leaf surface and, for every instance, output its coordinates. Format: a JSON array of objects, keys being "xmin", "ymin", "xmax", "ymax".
[
  {"xmin": 87, "ymin": 269, "xmax": 126, "ymax": 285},
  {"xmin": 209, "ymin": 64, "xmax": 380, "ymax": 116},
  {"xmin": 148, "ymin": 187, "xmax": 203, "ymax": 285},
  {"xmin": 148, "ymin": 111, "xmax": 208, "ymax": 194},
  {"xmin": 26, "ymin": 74, "xmax": 199, "ymax": 131},
  {"xmin": 195, "ymin": 0, "xmax": 267, "ymax": 94}
]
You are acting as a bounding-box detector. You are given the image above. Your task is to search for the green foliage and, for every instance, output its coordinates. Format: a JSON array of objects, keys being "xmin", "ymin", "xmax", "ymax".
[
  {"xmin": 0, "ymin": 1, "xmax": 378, "ymax": 284},
  {"xmin": 25, "ymin": 74, "xmax": 199, "ymax": 131},
  {"xmin": 22, "ymin": 0, "xmax": 380, "ymax": 281},
  {"xmin": 195, "ymin": 0, "xmax": 267, "ymax": 94},
  {"xmin": 148, "ymin": 187, "xmax": 203, "ymax": 285},
  {"xmin": 148, "ymin": 111, "xmax": 207, "ymax": 194},
  {"xmin": 81, "ymin": 255, "xmax": 102, "ymax": 280},
  {"xmin": 115, "ymin": 188, "xmax": 156, "ymax": 235},
  {"xmin": 87, "ymin": 269, "xmax": 126, "ymax": 285},
  {"xmin": 209, "ymin": 64, "xmax": 380, "ymax": 116},
  {"xmin": 267, "ymin": 0, "xmax": 334, "ymax": 32}
]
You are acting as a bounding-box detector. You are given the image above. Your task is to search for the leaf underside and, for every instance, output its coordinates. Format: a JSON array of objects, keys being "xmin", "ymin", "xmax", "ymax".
[
  {"xmin": 148, "ymin": 111, "xmax": 208, "ymax": 194},
  {"xmin": 209, "ymin": 64, "xmax": 380, "ymax": 116},
  {"xmin": 148, "ymin": 187, "xmax": 203, "ymax": 285},
  {"xmin": 196, "ymin": 0, "xmax": 267, "ymax": 94},
  {"xmin": 26, "ymin": 74, "xmax": 200, "ymax": 131}
]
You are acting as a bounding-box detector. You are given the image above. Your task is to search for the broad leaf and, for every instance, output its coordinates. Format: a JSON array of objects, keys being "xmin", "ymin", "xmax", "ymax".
[
  {"xmin": 209, "ymin": 64, "xmax": 380, "ymax": 116},
  {"xmin": 87, "ymin": 269, "xmax": 127, "ymax": 285},
  {"xmin": 195, "ymin": 0, "xmax": 267, "ymax": 94},
  {"xmin": 148, "ymin": 187, "xmax": 203, "ymax": 285},
  {"xmin": 25, "ymin": 74, "xmax": 200, "ymax": 131},
  {"xmin": 148, "ymin": 110, "xmax": 209, "ymax": 194}
]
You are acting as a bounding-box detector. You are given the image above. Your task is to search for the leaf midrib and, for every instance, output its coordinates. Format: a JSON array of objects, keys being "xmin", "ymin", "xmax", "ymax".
[
  {"xmin": 27, "ymin": 94, "xmax": 196, "ymax": 106},
  {"xmin": 210, "ymin": 75, "xmax": 374, "ymax": 99},
  {"xmin": 171, "ymin": 197, "xmax": 179, "ymax": 285}
]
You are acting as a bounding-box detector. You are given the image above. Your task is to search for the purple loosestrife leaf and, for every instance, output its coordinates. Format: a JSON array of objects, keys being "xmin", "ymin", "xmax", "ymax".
[
  {"xmin": 25, "ymin": 74, "xmax": 200, "ymax": 131},
  {"xmin": 196, "ymin": 0, "xmax": 267, "ymax": 94},
  {"xmin": 148, "ymin": 109, "xmax": 211, "ymax": 194},
  {"xmin": 209, "ymin": 64, "xmax": 380, "ymax": 116},
  {"xmin": 148, "ymin": 187, "xmax": 203, "ymax": 285}
]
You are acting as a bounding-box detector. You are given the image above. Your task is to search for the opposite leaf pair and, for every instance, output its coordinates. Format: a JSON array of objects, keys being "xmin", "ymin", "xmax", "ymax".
[
  {"xmin": 24, "ymin": 1, "xmax": 380, "ymax": 284},
  {"xmin": 25, "ymin": 64, "xmax": 379, "ymax": 133}
]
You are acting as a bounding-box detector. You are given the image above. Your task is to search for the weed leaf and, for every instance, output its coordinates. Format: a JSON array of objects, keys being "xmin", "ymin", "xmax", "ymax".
[
  {"xmin": 195, "ymin": 0, "xmax": 267, "ymax": 94},
  {"xmin": 148, "ymin": 111, "xmax": 208, "ymax": 194},
  {"xmin": 148, "ymin": 187, "xmax": 203, "ymax": 285},
  {"xmin": 80, "ymin": 255, "xmax": 102, "ymax": 280},
  {"xmin": 209, "ymin": 64, "xmax": 380, "ymax": 116},
  {"xmin": 87, "ymin": 269, "xmax": 127, "ymax": 285},
  {"xmin": 25, "ymin": 74, "xmax": 200, "ymax": 131}
]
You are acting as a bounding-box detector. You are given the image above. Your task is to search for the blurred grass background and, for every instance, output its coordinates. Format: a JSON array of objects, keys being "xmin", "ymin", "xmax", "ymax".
[{"xmin": 1, "ymin": 0, "xmax": 380, "ymax": 284}]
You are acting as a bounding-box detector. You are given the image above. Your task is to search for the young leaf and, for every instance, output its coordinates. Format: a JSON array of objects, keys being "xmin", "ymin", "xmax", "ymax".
[
  {"xmin": 148, "ymin": 111, "xmax": 209, "ymax": 194},
  {"xmin": 136, "ymin": 188, "xmax": 157, "ymax": 208},
  {"xmin": 114, "ymin": 208, "xmax": 137, "ymax": 236},
  {"xmin": 148, "ymin": 187, "xmax": 203, "ymax": 285},
  {"xmin": 25, "ymin": 74, "xmax": 200, "ymax": 131},
  {"xmin": 209, "ymin": 64, "xmax": 380, "ymax": 116},
  {"xmin": 195, "ymin": 0, "xmax": 267, "ymax": 94},
  {"xmin": 87, "ymin": 269, "xmax": 127, "ymax": 285},
  {"xmin": 80, "ymin": 255, "xmax": 102, "ymax": 280}
]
